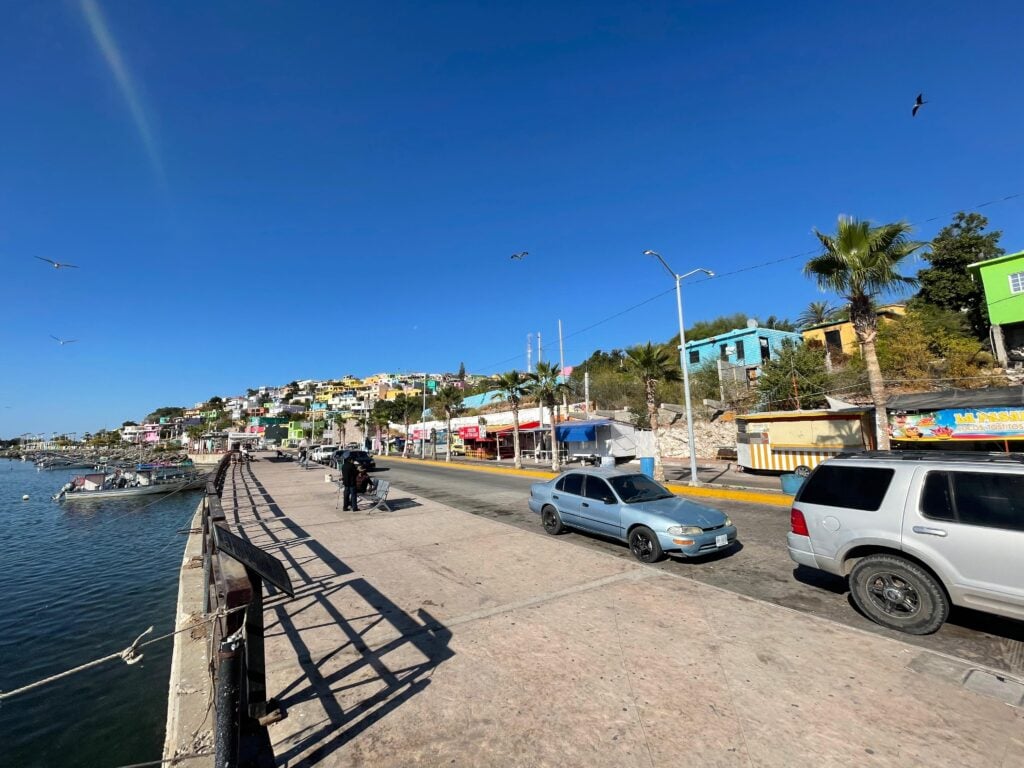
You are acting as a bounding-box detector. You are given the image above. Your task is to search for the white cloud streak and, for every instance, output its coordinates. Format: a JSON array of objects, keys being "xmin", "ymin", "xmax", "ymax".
[{"xmin": 80, "ymin": 0, "xmax": 165, "ymax": 183}]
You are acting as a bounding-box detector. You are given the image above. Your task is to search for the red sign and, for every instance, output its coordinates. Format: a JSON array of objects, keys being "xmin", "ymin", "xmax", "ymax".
[{"xmin": 459, "ymin": 425, "xmax": 487, "ymax": 439}]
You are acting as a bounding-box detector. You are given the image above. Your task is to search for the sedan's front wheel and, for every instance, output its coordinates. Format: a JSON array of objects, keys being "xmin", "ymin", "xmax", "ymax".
[
  {"xmin": 541, "ymin": 505, "xmax": 566, "ymax": 535},
  {"xmin": 628, "ymin": 526, "xmax": 664, "ymax": 563}
]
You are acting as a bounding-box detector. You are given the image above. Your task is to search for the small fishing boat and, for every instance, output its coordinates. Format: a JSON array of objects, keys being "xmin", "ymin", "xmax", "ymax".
[{"xmin": 53, "ymin": 464, "xmax": 207, "ymax": 502}]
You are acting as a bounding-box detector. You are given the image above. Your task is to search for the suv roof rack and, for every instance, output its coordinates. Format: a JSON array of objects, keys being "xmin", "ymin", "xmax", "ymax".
[{"xmin": 834, "ymin": 450, "xmax": 1024, "ymax": 464}]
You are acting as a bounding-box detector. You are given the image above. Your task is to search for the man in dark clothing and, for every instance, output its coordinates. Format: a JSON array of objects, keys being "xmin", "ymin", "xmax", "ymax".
[{"xmin": 340, "ymin": 452, "xmax": 359, "ymax": 511}]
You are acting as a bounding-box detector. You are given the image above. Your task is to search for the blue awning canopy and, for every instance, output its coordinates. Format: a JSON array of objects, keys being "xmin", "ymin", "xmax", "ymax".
[{"xmin": 555, "ymin": 419, "xmax": 610, "ymax": 442}]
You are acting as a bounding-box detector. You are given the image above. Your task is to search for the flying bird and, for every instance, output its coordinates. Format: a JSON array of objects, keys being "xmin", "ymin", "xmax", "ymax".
[
  {"xmin": 912, "ymin": 93, "xmax": 927, "ymax": 117},
  {"xmin": 510, "ymin": 251, "xmax": 528, "ymax": 260},
  {"xmin": 35, "ymin": 256, "xmax": 79, "ymax": 269},
  {"xmin": 50, "ymin": 336, "xmax": 79, "ymax": 346}
]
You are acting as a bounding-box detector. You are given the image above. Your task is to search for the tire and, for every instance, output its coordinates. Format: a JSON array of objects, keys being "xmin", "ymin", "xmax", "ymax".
[
  {"xmin": 541, "ymin": 505, "xmax": 566, "ymax": 535},
  {"xmin": 849, "ymin": 554, "xmax": 949, "ymax": 635},
  {"xmin": 794, "ymin": 465, "xmax": 812, "ymax": 478},
  {"xmin": 628, "ymin": 526, "xmax": 664, "ymax": 563}
]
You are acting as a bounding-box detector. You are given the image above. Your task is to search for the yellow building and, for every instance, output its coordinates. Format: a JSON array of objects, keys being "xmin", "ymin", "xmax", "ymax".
[{"xmin": 801, "ymin": 303, "xmax": 906, "ymax": 356}]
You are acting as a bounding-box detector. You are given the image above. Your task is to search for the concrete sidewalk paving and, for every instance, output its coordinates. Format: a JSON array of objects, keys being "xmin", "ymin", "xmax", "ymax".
[{"xmin": 236, "ymin": 458, "xmax": 1023, "ymax": 767}]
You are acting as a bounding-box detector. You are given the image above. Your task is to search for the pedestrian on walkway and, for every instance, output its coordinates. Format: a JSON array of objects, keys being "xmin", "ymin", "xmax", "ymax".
[{"xmin": 340, "ymin": 451, "xmax": 359, "ymax": 511}]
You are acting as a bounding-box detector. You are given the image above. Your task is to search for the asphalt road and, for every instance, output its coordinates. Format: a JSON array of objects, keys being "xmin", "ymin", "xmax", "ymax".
[{"xmin": 375, "ymin": 458, "xmax": 1024, "ymax": 677}]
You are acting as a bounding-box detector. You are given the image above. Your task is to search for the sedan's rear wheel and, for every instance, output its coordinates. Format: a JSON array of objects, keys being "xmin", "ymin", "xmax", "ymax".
[
  {"xmin": 628, "ymin": 526, "xmax": 664, "ymax": 563},
  {"xmin": 849, "ymin": 554, "xmax": 948, "ymax": 635},
  {"xmin": 541, "ymin": 505, "xmax": 566, "ymax": 535}
]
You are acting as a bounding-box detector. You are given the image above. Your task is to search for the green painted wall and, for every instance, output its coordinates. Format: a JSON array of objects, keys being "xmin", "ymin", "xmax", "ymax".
[{"xmin": 973, "ymin": 251, "xmax": 1024, "ymax": 325}]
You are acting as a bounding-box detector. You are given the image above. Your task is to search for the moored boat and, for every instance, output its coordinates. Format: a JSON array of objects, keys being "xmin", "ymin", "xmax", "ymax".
[{"xmin": 53, "ymin": 465, "xmax": 207, "ymax": 502}]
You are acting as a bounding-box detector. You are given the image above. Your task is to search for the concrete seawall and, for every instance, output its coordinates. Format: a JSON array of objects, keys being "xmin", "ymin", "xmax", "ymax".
[{"xmin": 162, "ymin": 500, "xmax": 215, "ymax": 766}]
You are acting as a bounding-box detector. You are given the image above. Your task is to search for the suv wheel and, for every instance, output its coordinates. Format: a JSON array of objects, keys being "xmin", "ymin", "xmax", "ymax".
[{"xmin": 849, "ymin": 554, "xmax": 949, "ymax": 635}]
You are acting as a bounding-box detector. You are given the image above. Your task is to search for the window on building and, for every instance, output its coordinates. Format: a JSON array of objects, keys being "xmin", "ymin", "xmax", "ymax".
[
  {"xmin": 759, "ymin": 337, "xmax": 771, "ymax": 362},
  {"xmin": 689, "ymin": 350, "xmax": 699, "ymax": 365},
  {"xmin": 1009, "ymin": 272, "xmax": 1024, "ymax": 294},
  {"xmin": 720, "ymin": 344, "xmax": 729, "ymax": 360},
  {"xmin": 735, "ymin": 340, "xmax": 745, "ymax": 361}
]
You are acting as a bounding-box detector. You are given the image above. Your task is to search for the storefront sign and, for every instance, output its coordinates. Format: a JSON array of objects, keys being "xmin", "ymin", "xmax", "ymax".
[
  {"xmin": 458, "ymin": 425, "xmax": 487, "ymax": 440},
  {"xmin": 889, "ymin": 407, "xmax": 1024, "ymax": 441}
]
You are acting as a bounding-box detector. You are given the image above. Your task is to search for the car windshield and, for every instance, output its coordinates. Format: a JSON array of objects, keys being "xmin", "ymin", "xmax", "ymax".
[{"xmin": 609, "ymin": 474, "xmax": 674, "ymax": 503}]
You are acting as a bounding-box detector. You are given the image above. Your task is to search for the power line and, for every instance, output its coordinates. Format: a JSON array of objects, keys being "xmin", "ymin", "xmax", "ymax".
[{"xmin": 474, "ymin": 190, "xmax": 1021, "ymax": 373}]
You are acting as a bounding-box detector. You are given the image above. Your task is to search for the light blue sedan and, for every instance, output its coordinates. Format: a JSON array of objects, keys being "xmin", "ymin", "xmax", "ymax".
[{"xmin": 528, "ymin": 467, "xmax": 737, "ymax": 563}]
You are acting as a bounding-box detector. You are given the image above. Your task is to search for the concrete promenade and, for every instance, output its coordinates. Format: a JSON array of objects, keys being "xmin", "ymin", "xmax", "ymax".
[{"xmin": 226, "ymin": 456, "xmax": 1023, "ymax": 767}]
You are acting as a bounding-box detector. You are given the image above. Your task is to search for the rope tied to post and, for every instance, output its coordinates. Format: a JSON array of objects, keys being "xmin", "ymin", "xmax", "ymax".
[{"xmin": 0, "ymin": 604, "xmax": 249, "ymax": 703}]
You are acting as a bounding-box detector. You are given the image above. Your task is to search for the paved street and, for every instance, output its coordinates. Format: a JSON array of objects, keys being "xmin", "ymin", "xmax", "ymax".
[{"xmin": 374, "ymin": 457, "xmax": 1024, "ymax": 676}]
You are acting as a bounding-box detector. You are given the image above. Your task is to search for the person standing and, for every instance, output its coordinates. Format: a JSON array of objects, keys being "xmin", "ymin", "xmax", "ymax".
[{"xmin": 340, "ymin": 451, "xmax": 359, "ymax": 511}]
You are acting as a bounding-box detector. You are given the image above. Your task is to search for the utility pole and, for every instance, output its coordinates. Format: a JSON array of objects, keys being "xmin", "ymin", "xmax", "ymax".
[
  {"xmin": 527, "ymin": 334, "xmax": 532, "ymax": 373},
  {"xmin": 584, "ymin": 370, "xmax": 590, "ymax": 415},
  {"xmin": 558, "ymin": 319, "xmax": 568, "ymax": 412},
  {"xmin": 792, "ymin": 369, "xmax": 802, "ymax": 410},
  {"xmin": 537, "ymin": 332, "xmax": 543, "ymax": 365}
]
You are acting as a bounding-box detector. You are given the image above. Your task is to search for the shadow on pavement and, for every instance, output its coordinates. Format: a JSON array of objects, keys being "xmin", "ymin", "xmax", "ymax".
[{"xmin": 233, "ymin": 469, "xmax": 455, "ymax": 766}]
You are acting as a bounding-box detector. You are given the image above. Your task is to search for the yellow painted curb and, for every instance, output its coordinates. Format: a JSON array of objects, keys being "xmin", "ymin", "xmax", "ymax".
[
  {"xmin": 664, "ymin": 483, "xmax": 793, "ymax": 508},
  {"xmin": 378, "ymin": 455, "xmax": 794, "ymax": 507},
  {"xmin": 379, "ymin": 454, "xmax": 557, "ymax": 481}
]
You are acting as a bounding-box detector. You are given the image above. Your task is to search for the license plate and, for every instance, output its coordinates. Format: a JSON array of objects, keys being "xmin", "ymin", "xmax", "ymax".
[{"xmin": 715, "ymin": 534, "xmax": 729, "ymax": 548}]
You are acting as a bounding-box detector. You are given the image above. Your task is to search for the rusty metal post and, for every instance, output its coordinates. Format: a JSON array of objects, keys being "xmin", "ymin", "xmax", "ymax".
[{"xmin": 215, "ymin": 632, "xmax": 243, "ymax": 768}]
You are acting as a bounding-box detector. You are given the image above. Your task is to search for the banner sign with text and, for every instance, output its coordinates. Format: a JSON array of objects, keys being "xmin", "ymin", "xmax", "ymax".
[{"xmin": 889, "ymin": 407, "xmax": 1024, "ymax": 441}]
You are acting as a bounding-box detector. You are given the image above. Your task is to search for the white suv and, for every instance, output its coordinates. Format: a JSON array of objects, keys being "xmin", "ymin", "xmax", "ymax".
[{"xmin": 788, "ymin": 451, "xmax": 1024, "ymax": 635}]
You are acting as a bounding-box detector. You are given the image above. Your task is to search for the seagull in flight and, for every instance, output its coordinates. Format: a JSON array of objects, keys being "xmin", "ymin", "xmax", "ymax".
[
  {"xmin": 911, "ymin": 93, "xmax": 927, "ymax": 117},
  {"xmin": 510, "ymin": 251, "xmax": 528, "ymax": 260},
  {"xmin": 35, "ymin": 256, "xmax": 79, "ymax": 269},
  {"xmin": 50, "ymin": 335, "xmax": 79, "ymax": 346}
]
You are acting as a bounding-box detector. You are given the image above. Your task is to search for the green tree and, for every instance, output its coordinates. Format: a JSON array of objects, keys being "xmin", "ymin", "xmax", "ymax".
[
  {"xmin": 684, "ymin": 314, "xmax": 752, "ymax": 342},
  {"xmin": 430, "ymin": 386, "xmax": 465, "ymax": 462},
  {"xmin": 915, "ymin": 212, "xmax": 1003, "ymax": 340},
  {"xmin": 797, "ymin": 301, "xmax": 841, "ymax": 329},
  {"xmin": 756, "ymin": 340, "xmax": 831, "ymax": 410},
  {"xmin": 493, "ymin": 370, "xmax": 532, "ymax": 469},
  {"xmin": 805, "ymin": 216, "xmax": 925, "ymax": 449},
  {"xmin": 529, "ymin": 362, "xmax": 570, "ymax": 471},
  {"xmin": 458, "ymin": 361, "xmax": 466, "ymax": 381},
  {"xmin": 391, "ymin": 394, "xmax": 423, "ymax": 457},
  {"xmin": 207, "ymin": 396, "xmax": 224, "ymax": 408},
  {"xmin": 121, "ymin": 420, "xmax": 138, "ymax": 427},
  {"xmin": 762, "ymin": 315, "xmax": 796, "ymax": 332},
  {"xmin": 624, "ymin": 343, "xmax": 682, "ymax": 482}
]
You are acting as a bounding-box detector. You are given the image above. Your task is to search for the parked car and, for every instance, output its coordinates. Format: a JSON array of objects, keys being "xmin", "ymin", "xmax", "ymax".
[
  {"xmin": 788, "ymin": 451, "xmax": 1024, "ymax": 635},
  {"xmin": 329, "ymin": 449, "xmax": 376, "ymax": 470},
  {"xmin": 528, "ymin": 467, "xmax": 736, "ymax": 563},
  {"xmin": 309, "ymin": 445, "xmax": 337, "ymax": 464}
]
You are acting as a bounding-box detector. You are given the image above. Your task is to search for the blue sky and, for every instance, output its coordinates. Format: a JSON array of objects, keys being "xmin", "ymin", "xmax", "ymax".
[{"xmin": 1, "ymin": 1, "xmax": 1021, "ymax": 437}]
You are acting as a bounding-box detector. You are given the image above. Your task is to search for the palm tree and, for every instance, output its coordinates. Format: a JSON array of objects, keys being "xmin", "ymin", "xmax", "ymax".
[
  {"xmin": 493, "ymin": 370, "xmax": 532, "ymax": 469},
  {"xmin": 529, "ymin": 362, "xmax": 570, "ymax": 472},
  {"xmin": 430, "ymin": 385, "xmax": 465, "ymax": 462},
  {"xmin": 797, "ymin": 300, "xmax": 840, "ymax": 329},
  {"xmin": 805, "ymin": 216, "xmax": 924, "ymax": 450},
  {"xmin": 624, "ymin": 343, "xmax": 682, "ymax": 482},
  {"xmin": 391, "ymin": 394, "xmax": 422, "ymax": 457}
]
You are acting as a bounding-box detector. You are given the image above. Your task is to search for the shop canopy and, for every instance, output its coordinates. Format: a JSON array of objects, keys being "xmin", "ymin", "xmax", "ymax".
[
  {"xmin": 887, "ymin": 386, "xmax": 1024, "ymax": 411},
  {"xmin": 489, "ymin": 421, "xmax": 542, "ymax": 434},
  {"xmin": 555, "ymin": 419, "xmax": 611, "ymax": 442}
]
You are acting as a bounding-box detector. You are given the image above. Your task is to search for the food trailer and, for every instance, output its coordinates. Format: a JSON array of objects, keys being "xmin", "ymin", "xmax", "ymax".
[{"xmin": 736, "ymin": 409, "xmax": 874, "ymax": 476}]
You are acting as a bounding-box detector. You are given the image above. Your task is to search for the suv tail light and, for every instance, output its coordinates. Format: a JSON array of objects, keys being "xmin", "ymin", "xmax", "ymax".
[{"xmin": 790, "ymin": 507, "xmax": 809, "ymax": 536}]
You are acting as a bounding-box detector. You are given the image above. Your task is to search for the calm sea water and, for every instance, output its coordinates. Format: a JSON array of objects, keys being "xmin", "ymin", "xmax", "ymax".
[{"xmin": 0, "ymin": 458, "xmax": 204, "ymax": 768}]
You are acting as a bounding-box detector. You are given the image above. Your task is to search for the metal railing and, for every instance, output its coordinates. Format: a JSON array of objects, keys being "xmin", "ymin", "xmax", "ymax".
[{"xmin": 201, "ymin": 455, "xmax": 282, "ymax": 768}]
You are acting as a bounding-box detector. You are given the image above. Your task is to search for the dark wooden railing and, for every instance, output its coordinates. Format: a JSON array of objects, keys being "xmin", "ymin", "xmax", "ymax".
[{"xmin": 202, "ymin": 454, "xmax": 288, "ymax": 768}]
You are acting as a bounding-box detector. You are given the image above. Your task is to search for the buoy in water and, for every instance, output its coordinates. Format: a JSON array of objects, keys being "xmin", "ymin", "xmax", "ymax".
[{"xmin": 22, "ymin": 494, "xmax": 30, "ymax": 500}]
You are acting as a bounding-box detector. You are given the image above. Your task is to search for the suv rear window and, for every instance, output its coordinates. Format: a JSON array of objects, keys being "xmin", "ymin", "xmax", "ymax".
[
  {"xmin": 921, "ymin": 471, "xmax": 1024, "ymax": 532},
  {"xmin": 798, "ymin": 464, "xmax": 894, "ymax": 511}
]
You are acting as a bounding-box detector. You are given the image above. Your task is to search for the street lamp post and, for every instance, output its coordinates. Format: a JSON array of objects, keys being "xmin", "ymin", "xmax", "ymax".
[
  {"xmin": 421, "ymin": 374, "xmax": 428, "ymax": 459},
  {"xmin": 644, "ymin": 250, "xmax": 714, "ymax": 486}
]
